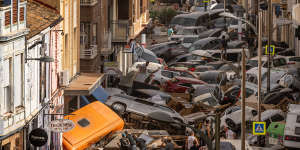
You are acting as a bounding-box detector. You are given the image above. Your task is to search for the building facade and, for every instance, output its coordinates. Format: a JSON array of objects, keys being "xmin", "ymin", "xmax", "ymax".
[
  {"xmin": 80, "ymin": 0, "xmax": 110, "ymax": 73},
  {"xmin": 110, "ymin": 0, "xmax": 151, "ymax": 74},
  {"xmin": 0, "ymin": 0, "xmax": 29, "ymax": 149}
]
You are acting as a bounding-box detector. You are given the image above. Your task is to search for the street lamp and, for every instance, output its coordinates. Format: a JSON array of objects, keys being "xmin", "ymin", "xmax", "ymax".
[{"xmin": 25, "ymin": 56, "xmax": 54, "ymax": 62}]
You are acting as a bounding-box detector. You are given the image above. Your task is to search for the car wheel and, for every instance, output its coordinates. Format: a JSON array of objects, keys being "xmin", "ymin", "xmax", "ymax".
[
  {"xmin": 111, "ymin": 103, "xmax": 126, "ymax": 115},
  {"xmin": 225, "ymin": 118, "xmax": 236, "ymax": 131}
]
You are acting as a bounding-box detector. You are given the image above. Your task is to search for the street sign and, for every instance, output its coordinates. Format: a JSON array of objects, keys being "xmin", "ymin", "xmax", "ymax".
[
  {"xmin": 265, "ymin": 45, "xmax": 275, "ymax": 55},
  {"xmin": 203, "ymin": 0, "xmax": 210, "ymax": 3},
  {"xmin": 29, "ymin": 128, "xmax": 48, "ymax": 147},
  {"xmin": 253, "ymin": 122, "xmax": 266, "ymax": 135},
  {"xmin": 48, "ymin": 119, "xmax": 75, "ymax": 133}
]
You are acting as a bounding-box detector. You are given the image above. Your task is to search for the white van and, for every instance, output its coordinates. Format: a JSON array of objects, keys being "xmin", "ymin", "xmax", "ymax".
[{"xmin": 283, "ymin": 104, "xmax": 300, "ymax": 148}]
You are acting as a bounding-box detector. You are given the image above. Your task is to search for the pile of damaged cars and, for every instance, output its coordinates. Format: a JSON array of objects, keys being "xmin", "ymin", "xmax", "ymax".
[{"xmin": 63, "ymin": 1, "xmax": 300, "ymax": 149}]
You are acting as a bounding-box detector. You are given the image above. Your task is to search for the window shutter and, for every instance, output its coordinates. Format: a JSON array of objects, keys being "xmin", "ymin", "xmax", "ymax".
[
  {"xmin": 5, "ymin": 11, "xmax": 11, "ymax": 26},
  {"xmin": 20, "ymin": 7, "xmax": 24, "ymax": 22},
  {"xmin": 13, "ymin": 0, "xmax": 18, "ymax": 24},
  {"xmin": 14, "ymin": 55, "xmax": 22, "ymax": 107}
]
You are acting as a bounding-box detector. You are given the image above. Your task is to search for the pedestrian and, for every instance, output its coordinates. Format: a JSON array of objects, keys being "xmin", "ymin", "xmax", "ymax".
[
  {"xmin": 185, "ymin": 130, "xmax": 199, "ymax": 150},
  {"xmin": 167, "ymin": 26, "xmax": 174, "ymax": 37},
  {"xmin": 190, "ymin": 139, "xmax": 199, "ymax": 150}
]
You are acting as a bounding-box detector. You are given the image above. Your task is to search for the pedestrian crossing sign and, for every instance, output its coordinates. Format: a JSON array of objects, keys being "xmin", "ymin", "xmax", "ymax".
[
  {"xmin": 203, "ymin": 0, "xmax": 210, "ymax": 3},
  {"xmin": 253, "ymin": 122, "xmax": 266, "ymax": 135},
  {"xmin": 265, "ymin": 45, "xmax": 275, "ymax": 55}
]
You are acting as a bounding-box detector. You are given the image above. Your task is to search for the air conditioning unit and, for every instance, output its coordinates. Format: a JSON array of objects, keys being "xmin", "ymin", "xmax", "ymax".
[{"xmin": 59, "ymin": 70, "xmax": 69, "ymax": 87}]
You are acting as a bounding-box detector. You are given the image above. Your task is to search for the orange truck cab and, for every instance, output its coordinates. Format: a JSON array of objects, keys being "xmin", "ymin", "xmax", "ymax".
[{"xmin": 63, "ymin": 101, "xmax": 124, "ymax": 150}]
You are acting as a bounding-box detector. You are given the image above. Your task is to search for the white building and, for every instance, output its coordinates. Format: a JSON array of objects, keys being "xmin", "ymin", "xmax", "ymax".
[{"xmin": 0, "ymin": 0, "xmax": 29, "ymax": 148}]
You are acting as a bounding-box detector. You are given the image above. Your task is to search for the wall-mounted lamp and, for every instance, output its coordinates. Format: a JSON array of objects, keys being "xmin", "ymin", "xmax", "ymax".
[{"xmin": 25, "ymin": 56, "xmax": 54, "ymax": 62}]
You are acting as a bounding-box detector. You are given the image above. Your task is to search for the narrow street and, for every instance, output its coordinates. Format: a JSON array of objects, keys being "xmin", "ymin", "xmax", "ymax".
[{"xmin": 1, "ymin": 0, "xmax": 300, "ymax": 150}]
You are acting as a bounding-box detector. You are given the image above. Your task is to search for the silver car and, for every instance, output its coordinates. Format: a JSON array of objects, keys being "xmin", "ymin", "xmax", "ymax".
[{"xmin": 105, "ymin": 94, "xmax": 186, "ymax": 124}]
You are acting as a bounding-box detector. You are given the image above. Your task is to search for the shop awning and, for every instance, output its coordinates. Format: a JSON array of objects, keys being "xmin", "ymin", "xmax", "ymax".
[
  {"xmin": 80, "ymin": 86, "xmax": 109, "ymax": 106},
  {"xmin": 64, "ymin": 73, "xmax": 106, "ymax": 96}
]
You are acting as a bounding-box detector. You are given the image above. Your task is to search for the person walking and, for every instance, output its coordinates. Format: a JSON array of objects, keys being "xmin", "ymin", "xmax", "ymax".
[
  {"xmin": 186, "ymin": 130, "xmax": 199, "ymax": 150},
  {"xmin": 167, "ymin": 26, "xmax": 174, "ymax": 37}
]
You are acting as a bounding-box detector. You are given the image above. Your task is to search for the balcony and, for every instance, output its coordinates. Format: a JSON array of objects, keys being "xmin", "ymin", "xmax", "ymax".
[
  {"xmin": 80, "ymin": 45, "xmax": 98, "ymax": 60},
  {"xmin": 80, "ymin": 0, "xmax": 97, "ymax": 6},
  {"xmin": 111, "ymin": 20, "xmax": 129, "ymax": 43}
]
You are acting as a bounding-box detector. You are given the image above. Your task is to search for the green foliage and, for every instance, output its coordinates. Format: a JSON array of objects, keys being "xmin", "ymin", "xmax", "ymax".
[{"xmin": 150, "ymin": 8, "xmax": 177, "ymax": 25}]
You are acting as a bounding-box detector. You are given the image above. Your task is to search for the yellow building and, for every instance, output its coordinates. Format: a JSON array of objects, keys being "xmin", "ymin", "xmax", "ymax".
[
  {"xmin": 42, "ymin": 0, "xmax": 80, "ymax": 78},
  {"xmin": 41, "ymin": 0, "xmax": 105, "ymax": 114}
]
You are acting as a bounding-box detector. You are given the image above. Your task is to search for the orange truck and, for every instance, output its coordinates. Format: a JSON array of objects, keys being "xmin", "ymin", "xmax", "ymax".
[{"xmin": 63, "ymin": 101, "xmax": 124, "ymax": 150}]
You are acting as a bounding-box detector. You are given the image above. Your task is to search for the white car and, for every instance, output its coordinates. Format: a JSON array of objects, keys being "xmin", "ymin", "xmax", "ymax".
[
  {"xmin": 128, "ymin": 62, "xmax": 163, "ymax": 73},
  {"xmin": 148, "ymin": 69, "xmax": 181, "ymax": 86},
  {"xmin": 283, "ymin": 104, "xmax": 300, "ymax": 149},
  {"xmin": 222, "ymin": 106, "xmax": 258, "ymax": 132}
]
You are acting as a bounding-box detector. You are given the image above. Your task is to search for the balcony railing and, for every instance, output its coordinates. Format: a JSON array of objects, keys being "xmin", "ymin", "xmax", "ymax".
[
  {"xmin": 111, "ymin": 20, "xmax": 129, "ymax": 43},
  {"xmin": 80, "ymin": 0, "xmax": 97, "ymax": 6},
  {"xmin": 80, "ymin": 45, "xmax": 98, "ymax": 60}
]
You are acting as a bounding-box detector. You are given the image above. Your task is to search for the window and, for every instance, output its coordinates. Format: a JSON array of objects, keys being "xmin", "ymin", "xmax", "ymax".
[
  {"xmin": 92, "ymin": 24, "xmax": 97, "ymax": 44},
  {"xmin": 161, "ymin": 71, "xmax": 173, "ymax": 78},
  {"xmin": 13, "ymin": 0, "xmax": 18, "ymax": 24},
  {"xmin": 20, "ymin": 7, "xmax": 25, "ymax": 22},
  {"xmin": 77, "ymin": 118, "xmax": 90, "ymax": 127},
  {"xmin": 295, "ymin": 127, "xmax": 300, "ymax": 135},
  {"xmin": 271, "ymin": 114, "xmax": 284, "ymax": 122},
  {"xmin": 5, "ymin": 11, "xmax": 11, "ymax": 26},
  {"xmin": 2, "ymin": 143, "xmax": 10, "ymax": 150},
  {"xmin": 273, "ymin": 58, "xmax": 287, "ymax": 67},
  {"xmin": 297, "ymin": 115, "xmax": 300, "ymax": 123},
  {"xmin": 179, "ymin": 83, "xmax": 192, "ymax": 88},
  {"xmin": 4, "ymin": 86, "xmax": 11, "ymax": 113}
]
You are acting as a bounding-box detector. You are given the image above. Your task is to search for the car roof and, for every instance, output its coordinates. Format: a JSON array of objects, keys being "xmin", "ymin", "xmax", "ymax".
[
  {"xmin": 177, "ymin": 26, "xmax": 207, "ymax": 29},
  {"xmin": 250, "ymin": 55, "xmax": 287, "ymax": 61},
  {"xmin": 174, "ymin": 11, "xmax": 208, "ymax": 19},
  {"xmin": 175, "ymin": 76, "xmax": 206, "ymax": 83},
  {"xmin": 193, "ymin": 37, "xmax": 219, "ymax": 45},
  {"xmin": 261, "ymin": 109, "xmax": 284, "ymax": 121},
  {"xmin": 198, "ymin": 28, "xmax": 223, "ymax": 37}
]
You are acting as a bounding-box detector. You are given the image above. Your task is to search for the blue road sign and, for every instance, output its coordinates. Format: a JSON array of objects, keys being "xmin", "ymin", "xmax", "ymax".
[{"xmin": 253, "ymin": 122, "xmax": 266, "ymax": 135}]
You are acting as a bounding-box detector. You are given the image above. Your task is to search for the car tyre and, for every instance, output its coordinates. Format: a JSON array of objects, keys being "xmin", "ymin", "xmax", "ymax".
[
  {"xmin": 111, "ymin": 103, "xmax": 126, "ymax": 115},
  {"xmin": 225, "ymin": 118, "xmax": 236, "ymax": 131}
]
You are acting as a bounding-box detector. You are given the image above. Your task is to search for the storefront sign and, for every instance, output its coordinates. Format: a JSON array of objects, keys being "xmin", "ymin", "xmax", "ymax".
[
  {"xmin": 29, "ymin": 128, "xmax": 48, "ymax": 147},
  {"xmin": 48, "ymin": 119, "xmax": 75, "ymax": 133}
]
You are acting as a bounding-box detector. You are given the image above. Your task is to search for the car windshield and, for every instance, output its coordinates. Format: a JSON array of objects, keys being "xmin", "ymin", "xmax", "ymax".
[
  {"xmin": 183, "ymin": 37, "xmax": 198, "ymax": 43},
  {"xmin": 247, "ymin": 60, "xmax": 264, "ymax": 67},
  {"xmin": 183, "ymin": 18, "xmax": 197, "ymax": 26},
  {"xmin": 230, "ymin": 19, "xmax": 238, "ymax": 25},
  {"xmin": 289, "ymin": 57, "xmax": 300, "ymax": 62},
  {"xmin": 141, "ymin": 52, "xmax": 158, "ymax": 63},
  {"xmin": 177, "ymin": 29, "xmax": 195, "ymax": 35},
  {"xmin": 273, "ymin": 58, "xmax": 287, "ymax": 67}
]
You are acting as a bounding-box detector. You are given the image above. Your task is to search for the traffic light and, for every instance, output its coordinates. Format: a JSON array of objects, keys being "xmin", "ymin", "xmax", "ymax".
[{"xmin": 259, "ymin": 0, "xmax": 268, "ymax": 10}]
